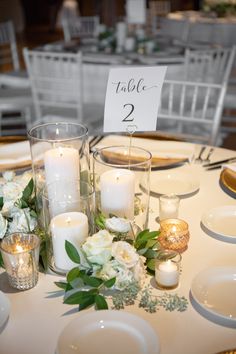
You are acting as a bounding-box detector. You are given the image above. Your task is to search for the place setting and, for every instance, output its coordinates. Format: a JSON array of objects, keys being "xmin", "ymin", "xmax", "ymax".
[{"xmin": 1, "ymin": 59, "xmax": 236, "ymax": 354}]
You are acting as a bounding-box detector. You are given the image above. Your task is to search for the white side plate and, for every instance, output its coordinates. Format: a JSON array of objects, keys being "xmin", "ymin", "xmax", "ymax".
[
  {"xmin": 56, "ymin": 310, "xmax": 160, "ymax": 354},
  {"xmin": 201, "ymin": 206, "xmax": 236, "ymax": 240},
  {"xmin": 191, "ymin": 267, "xmax": 236, "ymax": 326},
  {"xmin": 0, "ymin": 291, "xmax": 10, "ymax": 329},
  {"xmin": 149, "ymin": 169, "xmax": 200, "ymax": 196}
]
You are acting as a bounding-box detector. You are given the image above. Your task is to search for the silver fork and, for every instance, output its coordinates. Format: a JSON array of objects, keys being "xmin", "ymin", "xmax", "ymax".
[
  {"xmin": 195, "ymin": 146, "xmax": 206, "ymax": 163},
  {"xmin": 202, "ymin": 147, "xmax": 214, "ymax": 164}
]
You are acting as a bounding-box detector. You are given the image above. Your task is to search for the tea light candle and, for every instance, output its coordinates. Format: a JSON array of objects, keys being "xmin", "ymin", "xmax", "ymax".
[
  {"xmin": 155, "ymin": 259, "xmax": 179, "ymax": 288},
  {"xmin": 44, "ymin": 147, "xmax": 80, "ymax": 210},
  {"xmin": 100, "ymin": 169, "xmax": 135, "ymax": 220},
  {"xmin": 50, "ymin": 211, "xmax": 88, "ymax": 271},
  {"xmin": 159, "ymin": 194, "xmax": 180, "ymax": 221}
]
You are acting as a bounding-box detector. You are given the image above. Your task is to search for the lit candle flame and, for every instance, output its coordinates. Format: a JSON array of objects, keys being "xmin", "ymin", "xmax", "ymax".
[{"xmin": 15, "ymin": 244, "xmax": 24, "ymax": 252}]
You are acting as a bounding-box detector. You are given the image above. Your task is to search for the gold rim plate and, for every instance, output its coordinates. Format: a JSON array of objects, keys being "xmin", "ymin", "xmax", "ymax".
[{"xmin": 220, "ymin": 168, "xmax": 236, "ymax": 198}]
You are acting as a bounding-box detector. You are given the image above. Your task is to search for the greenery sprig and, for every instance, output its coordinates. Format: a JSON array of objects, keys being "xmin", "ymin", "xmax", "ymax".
[{"xmin": 54, "ymin": 240, "xmax": 188, "ymax": 313}]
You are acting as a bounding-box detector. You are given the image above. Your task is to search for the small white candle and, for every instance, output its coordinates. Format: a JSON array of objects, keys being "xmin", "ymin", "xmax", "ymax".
[
  {"xmin": 100, "ymin": 169, "xmax": 135, "ymax": 220},
  {"xmin": 50, "ymin": 211, "xmax": 88, "ymax": 271},
  {"xmin": 159, "ymin": 194, "xmax": 180, "ymax": 221},
  {"xmin": 155, "ymin": 260, "xmax": 179, "ymax": 287},
  {"xmin": 44, "ymin": 147, "xmax": 80, "ymax": 215}
]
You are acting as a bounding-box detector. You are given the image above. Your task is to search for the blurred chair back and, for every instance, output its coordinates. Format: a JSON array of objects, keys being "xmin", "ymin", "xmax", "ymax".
[
  {"xmin": 184, "ymin": 46, "xmax": 236, "ymax": 85},
  {"xmin": 0, "ymin": 20, "xmax": 20, "ymax": 72},
  {"xmin": 62, "ymin": 16, "xmax": 100, "ymax": 42},
  {"xmin": 23, "ymin": 49, "xmax": 83, "ymax": 125},
  {"xmin": 157, "ymin": 79, "xmax": 227, "ymax": 146}
]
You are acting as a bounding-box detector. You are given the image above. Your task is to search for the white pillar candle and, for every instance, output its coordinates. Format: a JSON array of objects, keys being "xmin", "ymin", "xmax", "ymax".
[
  {"xmin": 116, "ymin": 22, "xmax": 127, "ymax": 48},
  {"xmin": 100, "ymin": 168, "xmax": 135, "ymax": 220},
  {"xmin": 50, "ymin": 211, "xmax": 88, "ymax": 271},
  {"xmin": 155, "ymin": 260, "xmax": 179, "ymax": 287},
  {"xmin": 44, "ymin": 147, "xmax": 80, "ymax": 215}
]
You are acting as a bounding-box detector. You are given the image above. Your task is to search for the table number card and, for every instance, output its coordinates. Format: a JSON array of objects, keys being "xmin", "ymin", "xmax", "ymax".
[{"xmin": 103, "ymin": 66, "xmax": 167, "ymax": 133}]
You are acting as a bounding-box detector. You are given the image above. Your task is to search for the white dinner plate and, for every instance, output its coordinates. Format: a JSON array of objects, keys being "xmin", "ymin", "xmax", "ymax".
[
  {"xmin": 149, "ymin": 169, "xmax": 200, "ymax": 196},
  {"xmin": 201, "ymin": 206, "xmax": 236, "ymax": 241},
  {"xmin": 56, "ymin": 310, "xmax": 160, "ymax": 354},
  {"xmin": 0, "ymin": 291, "xmax": 10, "ymax": 329},
  {"xmin": 191, "ymin": 267, "xmax": 236, "ymax": 326}
]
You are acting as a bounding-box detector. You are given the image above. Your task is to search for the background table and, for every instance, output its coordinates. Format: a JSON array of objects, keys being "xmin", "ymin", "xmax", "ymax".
[{"xmin": 0, "ymin": 136, "xmax": 236, "ymax": 354}]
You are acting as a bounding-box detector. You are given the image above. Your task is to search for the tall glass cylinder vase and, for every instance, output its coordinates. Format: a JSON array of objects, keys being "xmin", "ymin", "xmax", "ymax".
[
  {"xmin": 28, "ymin": 122, "xmax": 90, "ymax": 219},
  {"xmin": 42, "ymin": 179, "xmax": 95, "ymax": 275},
  {"xmin": 93, "ymin": 145, "xmax": 152, "ymax": 230}
]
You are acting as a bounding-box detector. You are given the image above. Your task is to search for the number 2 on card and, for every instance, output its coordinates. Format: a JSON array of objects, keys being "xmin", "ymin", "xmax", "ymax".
[{"xmin": 122, "ymin": 103, "xmax": 134, "ymax": 122}]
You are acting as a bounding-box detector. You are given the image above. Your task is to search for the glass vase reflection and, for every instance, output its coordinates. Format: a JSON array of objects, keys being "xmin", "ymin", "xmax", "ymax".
[{"xmin": 93, "ymin": 145, "xmax": 152, "ymax": 230}]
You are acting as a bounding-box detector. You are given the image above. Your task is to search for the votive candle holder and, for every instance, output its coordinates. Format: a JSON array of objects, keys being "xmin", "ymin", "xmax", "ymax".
[{"xmin": 0, "ymin": 233, "xmax": 40, "ymax": 290}]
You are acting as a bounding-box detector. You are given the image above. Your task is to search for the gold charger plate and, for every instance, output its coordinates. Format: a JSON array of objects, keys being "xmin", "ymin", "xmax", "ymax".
[
  {"xmin": 101, "ymin": 150, "xmax": 188, "ymax": 170},
  {"xmin": 220, "ymin": 168, "xmax": 236, "ymax": 199}
]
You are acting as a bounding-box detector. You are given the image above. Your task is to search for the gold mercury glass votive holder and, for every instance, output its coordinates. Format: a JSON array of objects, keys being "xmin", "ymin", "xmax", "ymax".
[
  {"xmin": 0, "ymin": 233, "xmax": 40, "ymax": 290},
  {"xmin": 159, "ymin": 218, "xmax": 190, "ymax": 253}
]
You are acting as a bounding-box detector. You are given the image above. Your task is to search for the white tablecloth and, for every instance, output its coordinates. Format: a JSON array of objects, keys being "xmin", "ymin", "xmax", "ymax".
[{"xmin": 0, "ymin": 136, "xmax": 236, "ymax": 354}]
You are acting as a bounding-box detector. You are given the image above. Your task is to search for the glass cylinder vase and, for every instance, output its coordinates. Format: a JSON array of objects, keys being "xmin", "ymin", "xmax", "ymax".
[
  {"xmin": 41, "ymin": 179, "xmax": 95, "ymax": 275},
  {"xmin": 92, "ymin": 145, "xmax": 152, "ymax": 230},
  {"xmin": 28, "ymin": 122, "xmax": 90, "ymax": 216}
]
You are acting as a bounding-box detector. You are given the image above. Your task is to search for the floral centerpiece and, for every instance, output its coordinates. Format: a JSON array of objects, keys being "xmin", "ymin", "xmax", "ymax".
[
  {"xmin": 54, "ymin": 215, "xmax": 188, "ymax": 313},
  {"xmin": 0, "ymin": 173, "xmax": 188, "ymax": 314}
]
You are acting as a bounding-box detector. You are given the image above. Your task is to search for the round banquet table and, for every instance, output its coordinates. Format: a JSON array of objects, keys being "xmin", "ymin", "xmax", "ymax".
[{"xmin": 0, "ymin": 135, "xmax": 236, "ymax": 354}]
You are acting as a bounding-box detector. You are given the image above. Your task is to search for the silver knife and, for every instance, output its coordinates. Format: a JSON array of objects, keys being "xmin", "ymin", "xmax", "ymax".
[{"xmin": 203, "ymin": 157, "xmax": 236, "ymax": 168}]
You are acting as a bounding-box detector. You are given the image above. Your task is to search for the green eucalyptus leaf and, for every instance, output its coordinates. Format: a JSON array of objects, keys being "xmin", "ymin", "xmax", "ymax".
[
  {"xmin": 81, "ymin": 274, "xmax": 103, "ymax": 287},
  {"xmin": 0, "ymin": 196, "xmax": 3, "ymax": 210},
  {"xmin": 54, "ymin": 281, "xmax": 68, "ymax": 290},
  {"xmin": 67, "ymin": 267, "xmax": 80, "ymax": 283},
  {"xmin": 95, "ymin": 295, "xmax": 108, "ymax": 310},
  {"xmin": 104, "ymin": 277, "xmax": 116, "ymax": 288},
  {"xmin": 22, "ymin": 178, "xmax": 34, "ymax": 201},
  {"xmin": 65, "ymin": 240, "xmax": 80, "ymax": 264},
  {"xmin": 78, "ymin": 295, "xmax": 95, "ymax": 311},
  {"xmin": 144, "ymin": 249, "xmax": 157, "ymax": 259},
  {"xmin": 64, "ymin": 290, "xmax": 88, "ymax": 305},
  {"xmin": 0, "ymin": 251, "xmax": 4, "ymax": 268},
  {"xmin": 146, "ymin": 258, "xmax": 156, "ymax": 271}
]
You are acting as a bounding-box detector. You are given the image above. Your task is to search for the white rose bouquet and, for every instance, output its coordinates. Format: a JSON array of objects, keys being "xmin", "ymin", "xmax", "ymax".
[
  {"xmin": 0, "ymin": 171, "xmax": 37, "ymax": 239},
  {"xmin": 55, "ymin": 216, "xmax": 188, "ymax": 313}
]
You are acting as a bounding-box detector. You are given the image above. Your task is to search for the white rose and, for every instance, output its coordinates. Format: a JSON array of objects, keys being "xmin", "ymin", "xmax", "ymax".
[
  {"xmin": 105, "ymin": 217, "xmax": 131, "ymax": 233},
  {"xmin": 2, "ymin": 171, "xmax": 15, "ymax": 182},
  {"xmin": 82, "ymin": 230, "xmax": 113, "ymax": 265},
  {"xmin": 99, "ymin": 260, "xmax": 134, "ymax": 290},
  {"xmin": 1, "ymin": 200, "xmax": 18, "ymax": 218},
  {"xmin": 7, "ymin": 209, "xmax": 37, "ymax": 234},
  {"xmin": 115, "ymin": 267, "xmax": 134, "ymax": 290},
  {"xmin": 111, "ymin": 241, "xmax": 139, "ymax": 269},
  {"xmin": 98, "ymin": 260, "xmax": 118, "ymax": 281},
  {"xmin": 0, "ymin": 213, "xmax": 8, "ymax": 239},
  {"xmin": 2, "ymin": 182, "xmax": 22, "ymax": 202}
]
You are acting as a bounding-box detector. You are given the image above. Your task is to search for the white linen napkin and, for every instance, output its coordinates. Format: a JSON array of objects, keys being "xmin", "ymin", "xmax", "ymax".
[{"xmin": 0, "ymin": 141, "xmax": 31, "ymax": 166}]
